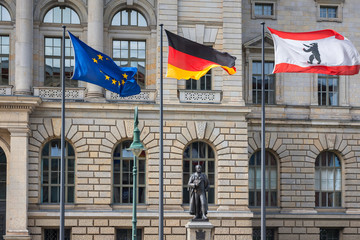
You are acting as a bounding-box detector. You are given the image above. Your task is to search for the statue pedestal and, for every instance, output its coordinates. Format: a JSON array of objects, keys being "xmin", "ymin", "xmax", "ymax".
[{"xmin": 185, "ymin": 220, "xmax": 214, "ymax": 240}]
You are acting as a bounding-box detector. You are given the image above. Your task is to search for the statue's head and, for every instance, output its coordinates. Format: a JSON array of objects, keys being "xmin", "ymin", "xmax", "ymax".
[{"xmin": 195, "ymin": 165, "xmax": 202, "ymax": 173}]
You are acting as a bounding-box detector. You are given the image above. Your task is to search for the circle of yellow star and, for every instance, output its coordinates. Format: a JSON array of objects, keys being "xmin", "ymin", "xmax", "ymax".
[
  {"xmin": 97, "ymin": 54, "xmax": 103, "ymax": 60},
  {"xmin": 92, "ymin": 58, "xmax": 98, "ymax": 63},
  {"xmin": 122, "ymin": 73, "xmax": 128, "ymax": 79}
]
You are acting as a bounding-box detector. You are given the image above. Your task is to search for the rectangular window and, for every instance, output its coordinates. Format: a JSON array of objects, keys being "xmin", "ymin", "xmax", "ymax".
[
  {"xmin": 252, "ymin": 61, "xmax": 275, "ymax": 104},
  {"xmin": 0, "ymin": 36, "xmax": 9, "ymax": 85},
  {"xmin": 44, "ymin": 229, "xmax": 71, "ymax": 240},
  {"xmin": 320, "ymin": 6, "xmax": 337, "ymax": 19},
  {"xmin": 318, "ymin": 74, "xmax": 338, "ymax": 106},
  {"xmin": 186, "ymin": 70, "xmax": 212, "ymax": 90},
  {"xmin": 252, "ymin": 228, "xmax": 275, "ymax": 240},
  {"xmin": 320, "ymin": 228, "xmax": 340, "ymax": 240},
  {"xmin": 44, "ymin": 37, "xmax": 76, "ymax": 87},
  {"xmin": 254, "ymin": 3, "xmax": 273, "ymax": 16},
  {"xmin": 113, "ymin": 40, "xmax": 146, "ymax": 89},
  {"xmin": 116, "ymin": 229, "xmax": 142, "ymax": 240}
]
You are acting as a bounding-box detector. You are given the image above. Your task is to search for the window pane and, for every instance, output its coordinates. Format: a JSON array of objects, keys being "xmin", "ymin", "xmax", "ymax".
[
  {"xmin": 130, "ymin": 10, "xmax": 137, "ymax": 26},
  {"xmin": 138, "ymin": 14, "xmax": 147, "ymax": 26},
  {"xmin": 112, "ymin": 12, "xmax": 120, "ymax": 25},
  {"xmin": 122, "ymin": 10, "xmax": 128, "ymax": 25},
  {"xmin": 0, "ymin": 6, "xmax": 11, "ymax": 21}
]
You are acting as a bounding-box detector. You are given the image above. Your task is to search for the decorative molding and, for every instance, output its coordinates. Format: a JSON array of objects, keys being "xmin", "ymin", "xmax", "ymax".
[
  {"xmin": 179, "ymin": 90, "xmax": 222, "ymax": 104},
  {"xmin": 33, "ymin": 87, "xmax": 85, "ymax": 100},
  {"xmin": 0, "ymin": 85, "xmax": 13, "ymax": 96},
  {"xmin": 105, "ymin": 89, "xmax": 156, "ymax": 102}
]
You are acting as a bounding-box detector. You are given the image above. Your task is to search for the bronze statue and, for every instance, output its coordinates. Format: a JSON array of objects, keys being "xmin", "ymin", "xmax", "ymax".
[{"xmin": 188, "ymin": 165, "xmax": 209, "ymax": 220}]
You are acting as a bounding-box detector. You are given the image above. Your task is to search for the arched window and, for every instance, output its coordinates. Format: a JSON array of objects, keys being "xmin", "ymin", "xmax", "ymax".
[
  {"xmin": 111, "ymin": 9, "xmax": 147, "ymax": 27},
  {"xmin": 315, "ymin": 151, "xmax": 341, "ymax": 207},
  {"xmin": 249, "ymin": 150, "xmax": 277, "ymax": 207},
  {"xmin": 41, "ymin": 139, "xmax": 75, "ymax": 203},
  {"xmin": 43, "ymin": 6, "xmax": 80, "ymax": 24},
  {"xmin": 0, "ymin": 5, "xmax": 11, "ymax": 22},
  {"xmin": 113, "ymin": 140, "xmax": 146, "ymax": 204},
  {"xmin": 111, "ymin": 9, "xmax": 148, "ymax": 89},
  {"xmin": 183, "ymin": 141, "xmax": 215, "ymax": 204}
]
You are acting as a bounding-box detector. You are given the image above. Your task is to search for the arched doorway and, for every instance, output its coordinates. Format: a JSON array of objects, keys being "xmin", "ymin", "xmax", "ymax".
[{"xmin": 0, "ymin": 147, "xmax": 6, "ymax": 239}]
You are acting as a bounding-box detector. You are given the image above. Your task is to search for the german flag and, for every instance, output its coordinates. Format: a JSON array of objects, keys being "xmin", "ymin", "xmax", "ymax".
[{"xmin": 165, "ymin": 30, "xmax": 236, "ymax": 80}]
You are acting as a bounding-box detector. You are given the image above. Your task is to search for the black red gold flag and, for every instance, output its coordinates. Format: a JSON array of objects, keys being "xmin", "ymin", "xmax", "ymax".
[{"xmin": 165, "ymin": 30, "xmax": 236, "ymax": 80}]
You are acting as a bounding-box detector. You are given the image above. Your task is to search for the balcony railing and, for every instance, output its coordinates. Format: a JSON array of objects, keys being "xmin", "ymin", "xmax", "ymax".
[
  {"xmin": 33, "ymin": 87, "xmax": 86, "ymax": 100},
  {"xmin": 0, "ymin": 85, "xmax": 13, "ymax": 96},
  {"xmin": 178, "ymin": 90, "xmax": 222, "ymax": 104},
  {"xmin": 105, "ymin": 89, "xmax": 156, "ymax": 103}
]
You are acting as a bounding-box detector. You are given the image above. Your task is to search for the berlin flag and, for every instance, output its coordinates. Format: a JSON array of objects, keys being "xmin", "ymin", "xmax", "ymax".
[{"xmin": 268, "ymin": 28, "xmax": 360, "ymax": 75}]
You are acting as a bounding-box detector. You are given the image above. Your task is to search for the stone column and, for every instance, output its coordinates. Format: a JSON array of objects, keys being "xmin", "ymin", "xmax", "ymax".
[
  {"xmin": 86, "ymin": 0, "xmax": 104, "ymax": 98},
  {"xmin": 5, "ymin": 128, "xmax": 30, "ymax": 240},
  {"xmin": 14, "ymin": 0, "xmax": 33, "ymax": 95}
]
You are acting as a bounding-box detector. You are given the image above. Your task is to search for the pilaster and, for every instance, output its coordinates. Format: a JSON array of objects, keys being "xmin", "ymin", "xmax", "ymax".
[
  {"xmin": 14, "ymin": 0, "xmax": 33, "ymax": 96},
  {"xmin": 86, "ymin": 0, "xmax": 104, "ymax": 99},
  {"xmin": 4, "ymin": 128, "xmax": 30, "ymax": 240},
  {"xmin": 222, "ymin": 0, "xmax": 244, "ymax": 106}
]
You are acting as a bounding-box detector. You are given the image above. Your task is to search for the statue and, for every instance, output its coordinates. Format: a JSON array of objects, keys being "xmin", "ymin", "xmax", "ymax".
[{"xmin": 188, "ymin": 164, "xmax": 209, "ymax": 220}]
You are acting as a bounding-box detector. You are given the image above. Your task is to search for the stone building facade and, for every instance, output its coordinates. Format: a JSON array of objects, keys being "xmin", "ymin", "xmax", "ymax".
[{"xmin": 0, "ymin": 0, "xmax": 359, "ymax": 240}]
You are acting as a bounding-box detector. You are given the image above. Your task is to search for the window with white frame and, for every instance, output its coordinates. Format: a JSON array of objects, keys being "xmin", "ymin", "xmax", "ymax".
[
  {"xmin": 0, "ymin": 5, "xmax": 11, "ymax": 86},
  {"xmin": 43, "ymin": 6, "xmax": 80, "ymax": 87},
  {"xmin": 0, "ymin": 5, "xmax": 11, "ymax": 22},
  {"xmin": 186, "ymin": 70, "xmax": 212, "ymax": 90},
  {"xmin": 0, "ymin": 36, "xmax": 9, "ymax": 85},
  {"xmin": 252, "ymin": 61, "xmax": 275, "ymax": 104},
  {"xmin": 315, "ymin": 151, "xmax": 341, "ymax": 208},
  {"xmin": 111, "ymin": 9, "xmax": 147, "ymax": 27},
  {"xmin": 251, "ymin": 0, "xmax": 277, "ymax": 19},
  {"xmin": 183, "ymin": 141, "xmax": 215, "ymax": 204},
  {"xmin": 318, "ymin": 74, "xmax": 338, "ymax": 106},
  {"xmin": 112, "ymin": 40, "xmax": 146, "ymax": 89},
  {"xmin": 44, "ymin": 37, "xmax": 76, "ymax": 87},
  {"xmin": 43, "ymin": 6, "xmax": 80, "ymax": 24},
  {"xmin": 41, "ymin": 139, "xmax": 75, "ymax": 204},
  {"xmin": 249, "ymin": 150, "xmax": 277, "ymax": 207},
  {"xmin": 316, "ymin": 0, "xmax": 343, "ymax": 22},
  {"xmin": 113, "ymin": 140, "xmax": 146, "ymax": 204},
  {"xmin": 111, "ymin": 9, "xmax": 148, "ymax": 89}
]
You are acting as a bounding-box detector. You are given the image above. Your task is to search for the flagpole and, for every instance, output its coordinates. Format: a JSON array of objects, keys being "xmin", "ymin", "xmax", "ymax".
[
  {"xmin": 60, "ymin": 25, "xmax": 66, "ymax": 240},
  {"xmin": 159, "ymin": 23, "xmax": 164, "ymax": 240},
  {"xmin": 260, "ymin": 22, "xmax": 266, "ymax": 240}
]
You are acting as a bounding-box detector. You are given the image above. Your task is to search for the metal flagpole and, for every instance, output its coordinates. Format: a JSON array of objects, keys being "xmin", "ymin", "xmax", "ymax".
[
  {"xmin": 260, "ymin": 22, "xmax": 266, "ymax": 240},
  {"xmin": 159, "ymin": 23, "xmax": 164, "ymax": 240},
  {"xmin": 60, "ymin": 25, "xmax": 66, "ymax": 240}
]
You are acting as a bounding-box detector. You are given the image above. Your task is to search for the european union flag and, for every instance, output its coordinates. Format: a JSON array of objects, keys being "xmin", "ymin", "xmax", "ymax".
[{"xmin": 68, "ymin": 31, "xmax": 141, "ymax": 97}]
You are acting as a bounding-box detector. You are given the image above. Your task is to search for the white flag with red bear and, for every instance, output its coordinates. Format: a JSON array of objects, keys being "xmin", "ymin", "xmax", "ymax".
[{"xmin": 268, "ymin": 28, "xmax": 360, "ymax": 75}]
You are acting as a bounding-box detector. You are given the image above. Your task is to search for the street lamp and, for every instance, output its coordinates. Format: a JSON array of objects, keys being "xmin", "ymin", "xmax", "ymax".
[{"xmin": 128, "ymin": 106, "xmax": 146, "ymax": 240}]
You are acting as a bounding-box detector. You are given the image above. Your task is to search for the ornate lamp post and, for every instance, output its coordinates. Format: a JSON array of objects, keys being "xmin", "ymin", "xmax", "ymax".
[{"xmin": 128, "ymin": 106, "xmax": 146, "ymax": 240}]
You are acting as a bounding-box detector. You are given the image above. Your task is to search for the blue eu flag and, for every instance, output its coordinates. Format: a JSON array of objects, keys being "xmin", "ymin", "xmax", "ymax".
[{"xmin": 68, "ymin": 31, "xmax": 141, "ymax": 97}]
